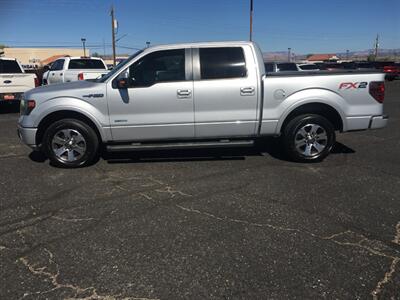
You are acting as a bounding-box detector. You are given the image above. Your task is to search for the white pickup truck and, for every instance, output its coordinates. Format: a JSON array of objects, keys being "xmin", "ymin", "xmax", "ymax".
[
  {"xmin": 0, "ymin": 58, "xmax": 38, "ymax": 104},
  {"xmin": 42, "ymin": 56, "xmax": 108, "ymax": 85},
  {"xmin": 18, "ymin": 41, "xmax": 388, "ymax": 168}
]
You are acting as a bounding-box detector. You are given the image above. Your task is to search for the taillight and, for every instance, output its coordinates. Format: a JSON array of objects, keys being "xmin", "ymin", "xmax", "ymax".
[
  {"xmin": 34, "ymin": 77, "xmax": 39, "ymax": 87},
  {"xmin": 369, "ymin": 81, "xmax": 385, "ymax": 103},
  {"xmin": 78, "ymin": 73, "xmax": 84, "ymax": 80},
  {"xmin": 20, "ymin": 99, "xmax": 36, "ymax": 115}
]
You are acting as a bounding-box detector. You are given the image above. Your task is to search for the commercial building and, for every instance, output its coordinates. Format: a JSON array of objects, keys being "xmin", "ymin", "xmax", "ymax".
[{"xmin": 2, "ymin": 48, "xmax": 88, "ymax": 67}]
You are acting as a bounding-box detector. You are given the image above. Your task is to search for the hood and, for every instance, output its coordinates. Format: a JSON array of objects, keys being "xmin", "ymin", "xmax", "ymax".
[{"xmin": 24, "ymin": 80, "xmax": 105, "ymax": 103}]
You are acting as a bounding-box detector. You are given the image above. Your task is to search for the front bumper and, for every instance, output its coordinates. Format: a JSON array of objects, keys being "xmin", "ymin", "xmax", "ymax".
[
  {"xmin": 369, "ymin": 115, "xmax": 388, "ymax": 129},
  {"xmin": 17, "ymin": 125, "xmax": 39, "ymax": 150}
]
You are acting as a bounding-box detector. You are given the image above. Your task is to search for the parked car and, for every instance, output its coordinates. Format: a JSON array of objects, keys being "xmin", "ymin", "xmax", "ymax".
[
  {"xmin": 265, "ymin": 62, "xmax": 300, "ymax": 73},
  {"xmin": 42, "ymin": 56, "xmax": 109, "ymax": 85},
  {"xmin": 381, "ymin": 63, "xmax": 399, "ymax": 81},
  {"xmin": 0, "ymin": 57, "xmax": 39, "ymax": 104},
  {"xmin": 18, "ymin": 41, "xmax": 387, "ymax": 168},
  {"xmin": 297, "ymin": 63, "xmax": 320, "ymax": 71}
]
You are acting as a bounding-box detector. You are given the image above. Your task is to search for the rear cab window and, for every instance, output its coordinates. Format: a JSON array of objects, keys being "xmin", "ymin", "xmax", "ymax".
[
  {"xmin": 68, "ymin": 59, "xmax": 106, "ymax": 70},
  {"xmin": 0, "ymin": 60, "xmax": 23, "ymax": 73},
  {"xmin": 199, "ymin": 47, "xmax": 247, "ymax": 79}
]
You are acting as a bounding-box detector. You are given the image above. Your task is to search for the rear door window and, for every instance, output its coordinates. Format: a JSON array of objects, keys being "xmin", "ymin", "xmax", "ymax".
[
  {"xmin": 68, "ymin": 59, "xmax": 106, "ymax": 69},
  {"xmin": 199, "ymin": 47, "xmax": 247, "ymax": 80},
  {"xmin": 0, "ymin": 60, "xmax": 23, "ymax": 73}
]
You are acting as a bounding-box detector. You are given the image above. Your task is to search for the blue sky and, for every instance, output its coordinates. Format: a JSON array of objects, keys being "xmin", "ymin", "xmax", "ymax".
[{"xmin": 0, "ymin": 0, "xmax": 399, "ymax": 55}]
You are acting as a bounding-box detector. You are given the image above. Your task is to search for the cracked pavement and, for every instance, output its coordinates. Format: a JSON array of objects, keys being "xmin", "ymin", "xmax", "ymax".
[{"xmin": 0, "ymin": 81, "xmax": 399, "ymax": 299}]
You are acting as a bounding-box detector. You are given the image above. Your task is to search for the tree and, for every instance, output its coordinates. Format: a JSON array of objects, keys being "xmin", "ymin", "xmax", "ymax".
[{"xmin": 367, "ymin": 54, "xmax": 375, "ymax": 62}]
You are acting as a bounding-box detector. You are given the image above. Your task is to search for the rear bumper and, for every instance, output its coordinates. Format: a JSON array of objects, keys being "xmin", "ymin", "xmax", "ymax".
[
  {"xmin": 17, "ymin": 125, "xmax": 39, "ymax": 150},
  {"xmin": 369, "ymin": 115, "xmax": 388, "ymax": 129},
  {"xmin": 346, "ymin": 114, "xmax": 388, "ymax": 131}
]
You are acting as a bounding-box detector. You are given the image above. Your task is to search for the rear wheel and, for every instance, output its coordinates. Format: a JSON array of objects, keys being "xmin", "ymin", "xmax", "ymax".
[
  {"xmin": 43, "ymin": 119, "xmax": 99, "ymax": 168},
  {"xmin": 282, "ymin": 114, "xmax": 335, "ymax": 162}
]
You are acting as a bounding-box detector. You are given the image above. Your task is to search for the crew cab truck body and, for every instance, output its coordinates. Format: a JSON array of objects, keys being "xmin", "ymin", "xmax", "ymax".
[
  {"xmin": 43, "ymin": 56, "xmax": 108, "ymax": 85},
  {"xmin": 0, "ymin": 58, "xmax": 38, "ymax": 104},
  {"xmin": 18, "ymin": 41, "xmax": 387, "ymax": 168}
]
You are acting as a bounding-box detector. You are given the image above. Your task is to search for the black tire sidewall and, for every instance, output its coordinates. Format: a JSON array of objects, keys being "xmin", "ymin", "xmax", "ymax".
[
  {"xmin": 43, "ymin": 119, "xmax": 99, "ymax": 168},
  {"xmin": 283, "ymin": 114, "xmax": 335, "ymax": 162}
]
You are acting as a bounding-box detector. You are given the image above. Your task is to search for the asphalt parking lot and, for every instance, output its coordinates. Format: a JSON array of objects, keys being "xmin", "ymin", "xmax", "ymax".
[{"xmin": 0, "ymin": 82, "xmax": 399, "ymax": 300}]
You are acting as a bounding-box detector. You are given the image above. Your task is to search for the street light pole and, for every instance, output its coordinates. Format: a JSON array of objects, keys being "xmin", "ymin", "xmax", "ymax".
[
  {"xmin": 249, "ymin": 0, "xmax": 254, "ymax": 41},
  {"xmin": 288, "ymin": 47, "xmax": 291, "ymax": 62},
  {"xmin": 110, "ymin": 5, "xmax": 117, "ymax": 67},
  {"xmin": 81, "ymin": 38, "xmax": 86, "ymax": 56}
]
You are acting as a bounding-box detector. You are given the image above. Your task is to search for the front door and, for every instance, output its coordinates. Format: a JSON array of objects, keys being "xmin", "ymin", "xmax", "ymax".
[
  {"xmin": 47, "ymin": 59, "xmax": 64, "ymax": 84},
  {"xmin": 107, "ymin": 49, "xmax": 194, "ymax": 141}
]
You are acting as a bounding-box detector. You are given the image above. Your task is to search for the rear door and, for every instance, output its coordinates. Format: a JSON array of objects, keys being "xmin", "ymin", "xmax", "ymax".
[{"xmin": 193, "ymin": 46, "xmax": 259, "ymax": 138}]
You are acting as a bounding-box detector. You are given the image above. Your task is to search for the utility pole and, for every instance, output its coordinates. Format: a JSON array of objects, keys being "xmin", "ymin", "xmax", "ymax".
[
  {"xmin": 346, "ymin": 49, "xmax": 349, "ymax": 60},
  {"xmin": 110, "ymin": 5, "xmax": 117, "ymax": 67},
  {"xmin": 81, "ymin": 38, "xmax": 86, "ymax": 56},
  {"xmin": 288, "ymin": 47, "xmax": 291, "ymax": 62},
  {"xmin": 249, "ymin": 0, "xmax": 254, "ymax": 41},
  {"xmin": 374, "ymin": 34, "xmax": 379, "ymax": 60}
]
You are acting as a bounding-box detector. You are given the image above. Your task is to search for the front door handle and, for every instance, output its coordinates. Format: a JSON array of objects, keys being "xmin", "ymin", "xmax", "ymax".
[
  {"xmin": 240, "ymin": 87, "xmax": 255, "ymax": 96},
  {"xmin": 177, "ymin": 89, "xmax": 192, "ymax": 98}
]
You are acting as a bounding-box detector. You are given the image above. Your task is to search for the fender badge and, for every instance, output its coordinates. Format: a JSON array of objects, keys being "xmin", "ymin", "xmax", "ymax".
[{"xmin": 82, "ymin": 93, "xmax": 104, "ymax": 98}]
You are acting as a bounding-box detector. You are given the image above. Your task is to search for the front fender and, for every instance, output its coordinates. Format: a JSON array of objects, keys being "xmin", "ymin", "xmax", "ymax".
[{"xmin": 23, "ymin": 97, "xmax": 110, "ymax": 142}]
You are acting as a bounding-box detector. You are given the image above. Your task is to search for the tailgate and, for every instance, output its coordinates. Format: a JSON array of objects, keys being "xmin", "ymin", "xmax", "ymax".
[
  {"xmin": 82, "ymin": 70, "xmax": 108, "ymax": 80},
  {"xmin": 0, "ymin": 74, "xmax": 35, "ymax": 93}
]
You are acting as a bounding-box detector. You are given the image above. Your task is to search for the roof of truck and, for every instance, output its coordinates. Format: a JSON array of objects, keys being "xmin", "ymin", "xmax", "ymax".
[
  {"xmin": 147, "ymin": 41, "xmax": 256, "ymax": 51},
  {"xmin": 0, "ymin": 57, "xmax": 18, "ymax": 61}
]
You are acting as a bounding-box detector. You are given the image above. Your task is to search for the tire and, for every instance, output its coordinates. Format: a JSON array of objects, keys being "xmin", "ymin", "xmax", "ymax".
[
  {"xmin": 282, "ymin": 114, "xmax": 335, "ymax": 162},
  {"xmin": 42, "ymin": 119, "xmax": 99, "ymax": 168}
]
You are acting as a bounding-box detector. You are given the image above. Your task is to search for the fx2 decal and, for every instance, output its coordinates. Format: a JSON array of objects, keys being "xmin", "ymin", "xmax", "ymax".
[{"xmin": 339, "ymin": 82, "xmax": 368, "ymax": 89}]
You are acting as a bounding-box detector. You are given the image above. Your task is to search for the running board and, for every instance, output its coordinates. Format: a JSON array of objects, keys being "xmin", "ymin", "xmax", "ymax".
[{"xmin": 106, "ymin": 140, "xmax": 254, "ymax": 152}]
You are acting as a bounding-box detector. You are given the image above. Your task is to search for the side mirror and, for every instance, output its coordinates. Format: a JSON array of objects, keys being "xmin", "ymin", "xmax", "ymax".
[{"xmin": 116, "ymin": 78, "xmax": 129, "ymax": 89}]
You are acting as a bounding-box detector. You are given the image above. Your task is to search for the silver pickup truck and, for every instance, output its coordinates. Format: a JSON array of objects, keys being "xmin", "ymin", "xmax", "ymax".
[{"xmin": 18, "ymin": 41, "xmax": 388, "ymax": 168}]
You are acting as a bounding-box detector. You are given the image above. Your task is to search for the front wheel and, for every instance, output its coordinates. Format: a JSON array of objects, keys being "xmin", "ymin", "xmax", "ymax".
[
  {"xmin": 43, "ymin": 119, "xmax": 99, "ymax": 168},
  {"xmin": 282, "ymin": 114, "xmax": 335, "ymax": 162}
]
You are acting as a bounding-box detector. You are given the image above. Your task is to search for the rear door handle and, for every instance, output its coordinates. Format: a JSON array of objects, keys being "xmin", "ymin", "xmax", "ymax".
[
  {"xmin": 240, "ymin": 87, "xmax": 255, "ymax": 96},
  {"xmin": 177, "ymin": 89, "xmax": 192, "ymax": 98}
]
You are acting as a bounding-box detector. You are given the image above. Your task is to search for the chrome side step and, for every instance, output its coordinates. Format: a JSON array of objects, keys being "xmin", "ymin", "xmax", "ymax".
[{"xmin": 106, "ymin": 139, "xmax": 254, "ymax": 152}]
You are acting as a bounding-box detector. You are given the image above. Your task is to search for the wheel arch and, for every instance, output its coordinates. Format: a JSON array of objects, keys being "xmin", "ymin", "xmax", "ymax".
[
  {"xmin": 36, "ymin": 110, "xmax": 104, "ymax": 146},
  {"xmin": 278, "ymin": 102, "xmax": 344, "ymax": 134}
]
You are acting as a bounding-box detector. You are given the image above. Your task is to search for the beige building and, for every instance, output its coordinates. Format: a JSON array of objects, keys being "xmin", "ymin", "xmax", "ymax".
[{"xmin": 3, "ymin": 48, "xmax": 89, "ymax": 66}]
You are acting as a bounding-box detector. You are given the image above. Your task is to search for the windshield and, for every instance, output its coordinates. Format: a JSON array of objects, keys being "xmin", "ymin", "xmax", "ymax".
[{"xmin": 97, "ymin": 50, "xmax": 143, "ymax": 82}]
